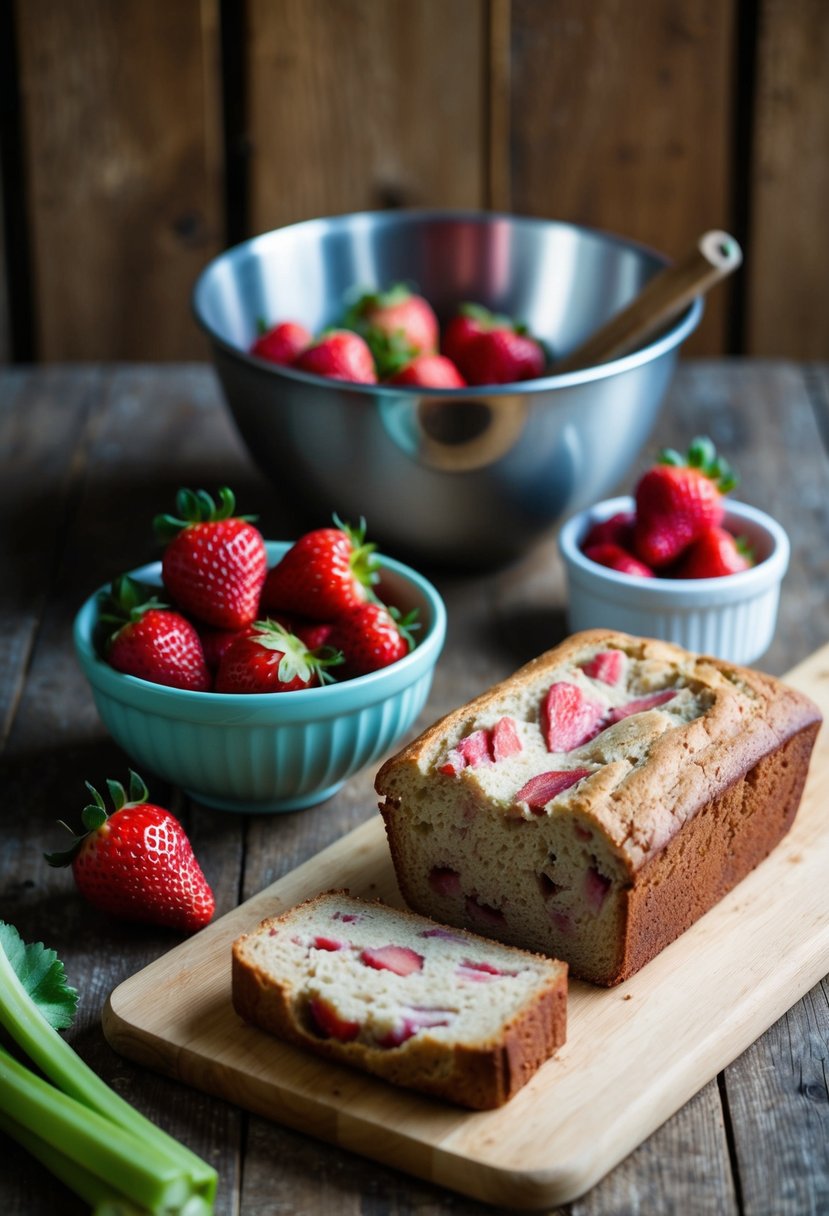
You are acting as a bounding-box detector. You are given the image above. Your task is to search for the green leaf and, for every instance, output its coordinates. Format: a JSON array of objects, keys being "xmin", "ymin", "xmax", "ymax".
[{"xmin": 0, "ymin": 922, "xmax": 78, "ymax": 1031}]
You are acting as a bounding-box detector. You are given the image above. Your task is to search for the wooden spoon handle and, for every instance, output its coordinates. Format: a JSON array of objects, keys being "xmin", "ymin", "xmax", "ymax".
[{"xmin": 554, "ymin": 230, "xmax": 742, "ymax": 373}]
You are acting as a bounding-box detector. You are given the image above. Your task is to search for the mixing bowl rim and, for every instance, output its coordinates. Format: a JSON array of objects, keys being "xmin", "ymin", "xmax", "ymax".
[
  {"xmin": 191, "ymin": 207, "xmax": 703, "ymax": 393},
  {"xmin": 74, "ymin": 542, "xmax": 447, "ymax": 712}
]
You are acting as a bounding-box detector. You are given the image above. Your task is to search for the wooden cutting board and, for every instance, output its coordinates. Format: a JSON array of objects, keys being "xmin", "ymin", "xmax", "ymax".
[{"xmin": 103, "ymin": 645, "xmax": 829, "ymax": 1210}]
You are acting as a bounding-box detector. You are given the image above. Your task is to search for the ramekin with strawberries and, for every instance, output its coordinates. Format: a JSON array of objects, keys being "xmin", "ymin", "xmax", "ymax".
[
  {"xmin": 558, "ymin": 438, "xmax": 790, "ymax": 665},
  {"xmin": 74, "ymin": 491, "xmax": 446, "ymax": 813}
]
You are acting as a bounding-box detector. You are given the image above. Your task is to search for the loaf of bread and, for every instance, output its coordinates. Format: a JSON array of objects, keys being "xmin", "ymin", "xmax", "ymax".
[
  {"xmin": 231, "ymin": 890, "xmax": 567, "ymax": 1109},
  {"xmin": 375, "ymin": 629, "xmax": 822, "ymax": 986}
]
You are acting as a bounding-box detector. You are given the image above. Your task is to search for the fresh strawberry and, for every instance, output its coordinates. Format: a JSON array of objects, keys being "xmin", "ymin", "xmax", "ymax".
[
  {"xmin": 343, "ymin": 284, "xmax": 439, "ymax": 377},
  {"xmin": 464, "ymin": 327, "xmax": 546, "ymax": 385},
  {"xmin": 293, "ymin": 619, "xmax": 335, "ymax": 650},
  {"xmin": 633, "ymin": 437, "xmax": 737, "ymax": 568},
  {"xmin": 45, "ymin": 771, "xmax": 214, "ymax": 932},
  {"xmin": 674, "ymin": 526, "xmax": 754, "ymax": 578},
  {"xmin": 360, "ymin": 944, "xmax": 424, "ymax": 976},
  {"xmin": 581, "ymin": 511, "xmax": 636, "ymax": 552},
  {"xmin": 327, "ymin": 602, "xmax": 418, "ymax": 678},
  {"xmin": 308, "ymin": 996, "xmax": 360, "ymax": 1041},
  {"xmin": 294, "ymin": 329, "xmax": 378, "ymax": 384},
  {"xmin": 515, "ymin": 769, "xmax": 592, "ymax": 811},
  {"xmin": 197, "ymin": 625, "xmax": 251, "ymax": 672},
  {"xmin": 261, "ymin": 517, "xmax": 380, "ymax": 620},
  {"xmin": 386, "ymin": 353, "xmax": 466, "ymax": 388},
  {"xmin": 155, "ymin": 487, "xmax": 267, "ymax": 630},
  {"xmin": 442, "ymin": 303, "xmax": 507, "ymax": 369},
  {"xmin": 250, "ymin": 320, "xmax": 312, "ymax": 365},
  {"xmin": 214, "ymin": 620, "xmax": 343, "ymax": 693},
  {"xmin": 541, "ymin": 683, "xmax": 605, "ymax": 752},
  {"xmin": 584, "ymin": 542, "xmax": 655, "ymax": 578},
  {"xmin": 103, "ymin": 575, "xmax": 211, "ymax": 691}
]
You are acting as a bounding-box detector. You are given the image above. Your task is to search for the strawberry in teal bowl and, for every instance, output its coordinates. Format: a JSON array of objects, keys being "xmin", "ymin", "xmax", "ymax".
[
  {"xmin": 557, "ymin": 439, "xmax": 790, "ymax": 665},
  {"xmin": 73, "ymin": 534, "xmax": 447, "ymax": 814}
]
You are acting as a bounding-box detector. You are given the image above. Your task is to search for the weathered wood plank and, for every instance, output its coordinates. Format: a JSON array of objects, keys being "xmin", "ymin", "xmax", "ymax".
[
  {"xmin": 0, "ymin": 366, "xmax": 267, "ymax": 1216},
  {"xmin": 723, "ymin": 977, "xmax": 829, "ymax": 1215},
  {"xmin": 14, "ymin": 1, "xmax": 223, "ymax": 360},
  {"xmin": 508, "ymin": 0, "xmax": 737, "ymax": 358},
  {"xmin": 246, "ymin": 0, "xmax": 487, "ymax": 230},
  {"xmin": 746, "ymin": 0, "xmax": 829, "ymax": 358},
  {"xmin": 0, "ymin": 366, "xmax": 103, "ymax": 749}
]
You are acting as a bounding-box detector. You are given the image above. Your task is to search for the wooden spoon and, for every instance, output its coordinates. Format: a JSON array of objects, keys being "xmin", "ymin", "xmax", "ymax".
[{"xmin": 553, "ymin": 230, "xmax": 742, "ymax": 373}]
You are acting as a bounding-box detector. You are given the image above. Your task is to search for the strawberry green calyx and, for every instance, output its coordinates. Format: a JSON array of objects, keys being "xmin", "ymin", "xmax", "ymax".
[
  {"xmin": 658, "ymin": 436, "xmax": 738, "ymax": 493},
  {"xmin": 344, "ymin": 282, "xmax": 414, "ymax": 323},
  {"xmin": 250, "ymin": 620, "xmax": 344, "ymax": 685},
  {"xmin": 44, "ymin": 771, "xmax": 149, "ymax": 869},
  {"xmin": 333, "ymin": 513, "xmax": 381, "ymax": 594},
  {"xmin": 388, "ymin": 605, "xmax": 421, "ymax": 653},
  {"xmin": 153, "ymin": 486, "xmax": 257, "ymax": 542},
  {"xmin": 97, "ymin": 574, "xmax": 167, "ymax": 630}
]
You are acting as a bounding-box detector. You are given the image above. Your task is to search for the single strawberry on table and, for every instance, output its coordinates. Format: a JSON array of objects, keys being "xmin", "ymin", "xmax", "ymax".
[
  {"xmin": 633, "ymin": 437, "xmax": 737, "ymax": 568},
  {"xmin": 327, "ymin": 601, "xmax": 418, "ymax": 678},
  {"xmin": 293, "ymin": 329, "xmax": 378, "ymax": 384},
  {"xmin": 342, "ymin": 283, "xmax": 439, "ymax": 377},
  {"xmin": 250, "ymin": 320, "xmax": 312, "ymax": 365},
  {"xmin": 45, "ymin": 771, "xmax": 215, "ymax": 933},
  {"xmin": 261, "ymin": 516, "xmax": 380, "ymax": 621},
  {"xmin": 155, "ymin": 487, "xmax": 267, "ymax": 630},
  {"xmin": 214, "ymin": 620, "xmax": 344, "ymax": 693},
  {"xmin": 102, "ymin": 574, "xmax": 212, "ymax": 691}
]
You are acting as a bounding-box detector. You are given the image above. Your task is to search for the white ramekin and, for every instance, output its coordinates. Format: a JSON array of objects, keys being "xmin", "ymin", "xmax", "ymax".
[{"xmin": 558, "ymin": 496, "xmax": 790, "ymax": 665}]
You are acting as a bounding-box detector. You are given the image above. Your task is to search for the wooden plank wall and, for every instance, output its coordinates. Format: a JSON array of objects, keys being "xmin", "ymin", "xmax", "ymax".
[{"xmin": 1, "ymin": 0, "xmax": 827, "ymax": 363}]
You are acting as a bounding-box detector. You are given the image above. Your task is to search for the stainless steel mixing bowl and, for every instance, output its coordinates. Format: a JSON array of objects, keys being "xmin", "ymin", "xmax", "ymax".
[{"xmin": 192, "ymin": 210, "xmax": 701, "ymax": 565}]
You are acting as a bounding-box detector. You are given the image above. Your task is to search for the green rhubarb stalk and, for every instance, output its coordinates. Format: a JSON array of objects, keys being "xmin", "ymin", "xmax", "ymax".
[
  {"xmin": 0, "ymin": 1106, "xmax": 131, "ymax": 1211},
  {"xmin": 0, "ymin": 1044, "xmax": 190, "ymax": 1212},
  {"xmin": 0, "ymin": 922, "xmax": 217, "ymax": 1209}
]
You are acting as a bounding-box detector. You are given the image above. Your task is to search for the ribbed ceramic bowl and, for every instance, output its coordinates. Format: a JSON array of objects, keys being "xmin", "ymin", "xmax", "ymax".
[
  {"xmin": 558, "ymin": 496, "xmax": 790, "ymax": 664},
  {"xmin": 73, "ymin": 543, "xmax": 446, "ymax": 813}
]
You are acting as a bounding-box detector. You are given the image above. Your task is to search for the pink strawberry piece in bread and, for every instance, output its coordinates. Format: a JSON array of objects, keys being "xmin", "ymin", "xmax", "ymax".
[
  {"xmin": 492, "ymin": 715, "xmax": 523, "ymax": 760},
  {"xmin": 465, "ymin": 896, "xmax": 506, "ymax": 926},
  {"xmin": 439, "ymin": 716, "xmax": 523, "ymax": 774},
  {"xmin": 516, "ymin": 769, "xmax": 592, "ymax": 811},
  {"xmin": 585, "ymin": 866, "xmax": 612, "ymax": 912},
  {"xmin": 308, "ymin": 996, "xmax": 360, "ymax": 1041},
  {"xmin": 428, "ymin": 866, "xmax": 462, "ymax": 897},
  {"xmin": 456, "ymin": 959, "xmax": 518, "ymax": 982},
  {"xmin": 607, "ymin": 690, "xmax": 677, "ymax": 724},
  {"xmin": 581, "ymin": 650, "xmax": 625, "ymax": 686},
  {"xmin": 312, "ymin": 935, "xmax": 346, "ymax": 951},
  {"xmin": 542, "ymin": 682, "xmax": 605, "ymax": 751},
  {"xmin": 360, "ymin": 944, "xmax": 424, "ymax": 976},
  {"xmin": 377, "ymin": 1007, "xmax": 454, "ymax": 1048}
]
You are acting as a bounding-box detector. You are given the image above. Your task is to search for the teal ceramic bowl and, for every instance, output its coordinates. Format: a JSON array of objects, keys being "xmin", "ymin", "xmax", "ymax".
[{"xmin": 73, "ymin": 542, "xmax": 446, "ymax": 813}]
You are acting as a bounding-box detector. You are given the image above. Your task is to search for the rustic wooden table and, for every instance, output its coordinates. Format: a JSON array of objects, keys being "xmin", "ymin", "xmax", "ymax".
[{"xmin": 1, "ymin": 360, "xmax": 827, "ymax": 1215}]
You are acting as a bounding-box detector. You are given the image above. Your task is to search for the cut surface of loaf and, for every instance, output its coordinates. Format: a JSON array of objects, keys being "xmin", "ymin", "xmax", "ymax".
[
  {"xmin": 375, "ymin": 629, "xmax": 822, "ymax": 986},
  {"xmin": 231, "ymin": 891, "xmax": 567, "ymax": 1109}
]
